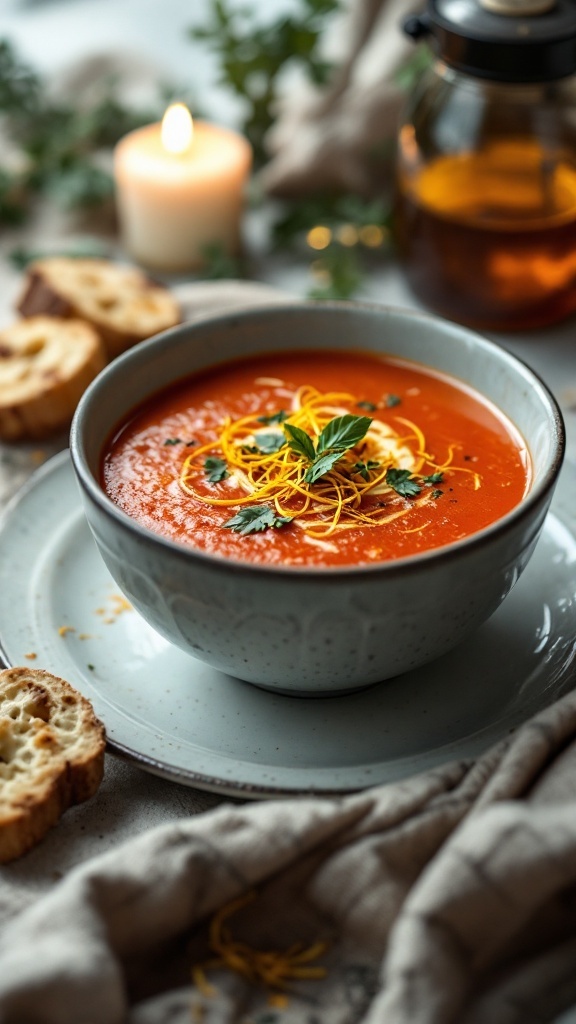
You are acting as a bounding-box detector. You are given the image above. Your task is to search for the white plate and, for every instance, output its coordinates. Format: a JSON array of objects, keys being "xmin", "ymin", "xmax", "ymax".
[{"xmin": 1, "ymin": 450, "xmax": 576, "ymax": 798}]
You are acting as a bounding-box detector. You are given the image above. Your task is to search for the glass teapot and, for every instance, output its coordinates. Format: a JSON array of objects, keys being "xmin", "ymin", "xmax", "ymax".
[{"xmin": 393, "ymin": 0, "xmax": 576, "ymax": 330}]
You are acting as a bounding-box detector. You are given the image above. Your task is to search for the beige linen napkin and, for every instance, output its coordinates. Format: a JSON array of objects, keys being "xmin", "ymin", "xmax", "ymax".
[
  {"xmin": 1, "ymin": 688, "xmax": 576, "ymax": 1024},
  {"xmin": 260, "ymin": 0, "xmax": 424, "ymax": 199}
]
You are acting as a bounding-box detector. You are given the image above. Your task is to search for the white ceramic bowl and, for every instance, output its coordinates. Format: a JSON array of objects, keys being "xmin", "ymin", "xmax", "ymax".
[{"xmin": 70, "ymin": 302, "xmax": 565, "ymax": 696}]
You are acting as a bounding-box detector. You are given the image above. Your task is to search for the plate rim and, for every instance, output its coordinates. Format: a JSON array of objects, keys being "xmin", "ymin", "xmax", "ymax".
[{"xmin": 1, "ymin": 449, "xmax": 575, "ymax": 798}]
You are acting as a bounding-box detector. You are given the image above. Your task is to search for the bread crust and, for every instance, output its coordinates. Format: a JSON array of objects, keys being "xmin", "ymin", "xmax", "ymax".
[
  {"xmin": 0, "ymin": 667, "xmax": 106, "ymax": 863},
  {"xmin": 17, "ymin": 257, "xmax": 181, "ymax": 359},
  {"xmin": 0, "ymin": 315, "xmax": 106, "ymax": 440}
]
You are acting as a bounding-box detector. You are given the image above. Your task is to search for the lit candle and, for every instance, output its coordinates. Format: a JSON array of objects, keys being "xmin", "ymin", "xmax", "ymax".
[{"xmin": 113, "ymin": 104, "xmax": 252, "ymax": 273}]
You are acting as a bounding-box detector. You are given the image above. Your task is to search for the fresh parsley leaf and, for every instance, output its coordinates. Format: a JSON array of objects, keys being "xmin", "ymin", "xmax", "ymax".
[
  {"xmin": 257, "ymin": 410, "xmax": 288, "ymax": 425},
  {"xmin": 204, "ymin": 457, "xmax": 230, "ymax": 483},
  {"xmin": 164, "ymin": 437, "xmax": 182, "ymax": 446},
  {"xmin": 284, "ymin": 423, "xmax": 317, "ymax": 461},
  {"xmin": 304, "ymin": 450, "xmax": 346, "ymax": 485},
  {"xmin": 357, "ymin": 400, "xmax": 377, "ymax": 412},
  {"xmin": 316, "ymin": 414, "xmax": 372, "ymax": 454},
  {"xmin": 386, "ymin": 468, "xmax": 422, "ymax": 498},
  {"xmin": 223, "ymin": 506, "xmax": 293, "ymax": 535},
  {"xmin": 385, "ymin": 394, "xmax": 401, "ymax": 407},
  {"xmin": 352, "ymin": 459, "xmax": 380, "ymax": 481},
  {"xmin": 422, "ymin": 471, "xmax": 444, "ymax": 485},
  {"xmin": 253, "ymin": 430, "xmax": 286, "ymax": 454}
]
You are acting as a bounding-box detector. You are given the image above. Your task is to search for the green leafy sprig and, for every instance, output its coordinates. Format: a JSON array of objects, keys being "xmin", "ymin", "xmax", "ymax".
[
  {"xmin": 204, "ymin": 457, "xmax": 230, "ymax": 483},
  {"xmin": 385, "ymin": 468, "xmax": 422, "ymax": 498},
  {"xmin": 285, "ymin": 413, "xmax": 372, "ymax": 484},
  {"xmin": 252, "ymin": 430, "xmax": 286, "ymax": 454},
  {"xmin": 224, "ymin": 506, "xmax": 293, "ymax": 535},
  {"xmin": 386, "ymin": 468, "xmax": 445, "ymax": 498},
  {"xmin": 190, "ymin": 0, "xmax": 340, "ymax": 164},
  {"xmin": 0, "ymin": 39, "xmax": 163, "ymax": 223}
]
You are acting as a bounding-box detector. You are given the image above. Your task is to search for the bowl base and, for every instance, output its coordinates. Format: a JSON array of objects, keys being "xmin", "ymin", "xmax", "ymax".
[{"xmin": 246, "ymin": 678, "xmax": 382, "ymax": 699}]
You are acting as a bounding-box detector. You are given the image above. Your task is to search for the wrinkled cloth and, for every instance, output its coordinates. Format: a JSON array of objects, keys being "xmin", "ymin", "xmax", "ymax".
[
  {"xmin": 260, "ymin": 0, "xmax": 422, "ymax": 199},
  {"xmin": 1, "ymin": 686, "xmax": 576, "ymax": 1023}
]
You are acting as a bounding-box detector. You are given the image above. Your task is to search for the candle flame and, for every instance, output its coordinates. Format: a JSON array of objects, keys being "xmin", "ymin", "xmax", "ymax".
[{"xmin": 161, "ymin": 103, "xmax": 194, "ymax": 155}]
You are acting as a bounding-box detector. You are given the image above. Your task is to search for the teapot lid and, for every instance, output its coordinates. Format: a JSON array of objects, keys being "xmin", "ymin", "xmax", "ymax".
[{"xmin": 404, "ymin": 0, "xmax": 576, "ymax": 82}]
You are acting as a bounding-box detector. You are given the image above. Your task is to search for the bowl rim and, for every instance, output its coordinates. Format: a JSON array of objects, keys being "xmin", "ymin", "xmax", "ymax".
[{"xmin": 70, "ymin": 299, "xmax": 566, "ymax": 581}]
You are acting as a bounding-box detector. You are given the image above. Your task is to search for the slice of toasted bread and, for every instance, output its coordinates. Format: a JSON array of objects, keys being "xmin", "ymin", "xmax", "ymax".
[
  {"xmin": 0, "ymin": 315, "xmax": 106, "ymax": 440},
  {"xmin": 0, "ymin": 667, "xmax": 106, "ymax": 863},
  {"xmin": 17, "ymin": 257, "xmax": 181, "ymax": 359}
]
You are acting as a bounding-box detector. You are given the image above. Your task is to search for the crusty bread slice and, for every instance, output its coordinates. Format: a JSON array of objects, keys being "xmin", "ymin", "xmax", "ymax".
[
  {"xmin": 0, "ymin": 667, "xmax": 106, "ymax": 863},
  {"xmin": 17, "ymin": 257, "xmax": 181, "ymax": 359},
  {"xmin": 0, "ymin": 315, "xmax": 106, "ymax": 440}
]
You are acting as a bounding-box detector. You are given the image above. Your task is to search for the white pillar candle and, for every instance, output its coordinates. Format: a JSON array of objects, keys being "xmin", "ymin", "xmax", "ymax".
[{"xmin": 113, "ymin": 104, "xmax": 252, "ymax": 273}]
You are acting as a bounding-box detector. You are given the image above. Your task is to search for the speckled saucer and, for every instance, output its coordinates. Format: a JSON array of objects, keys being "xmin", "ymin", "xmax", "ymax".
[{"xmin": 1, "ymin": 450, "xmax": 575, "ymax": 798}]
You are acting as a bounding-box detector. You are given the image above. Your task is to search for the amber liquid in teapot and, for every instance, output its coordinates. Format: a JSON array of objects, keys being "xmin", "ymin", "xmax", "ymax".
[{"xmin": 394, "ymin": 137, "xmax": 576, "ymax": 330}]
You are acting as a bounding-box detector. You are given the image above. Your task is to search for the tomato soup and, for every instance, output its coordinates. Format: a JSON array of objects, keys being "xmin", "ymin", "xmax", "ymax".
[{"xmin": 102, "ymin": 349, "xmax": 530, "ymax": 568}]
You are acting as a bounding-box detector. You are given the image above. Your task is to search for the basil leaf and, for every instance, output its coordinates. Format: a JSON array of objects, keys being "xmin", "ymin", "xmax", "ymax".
[
  {"xmin": 204, "ymin": 457, "xmax": 229, "ymax": 484},
  {"xmin": 257, "ymin": 410, "xmax": 288, "ymax": 425},
  {"xmin": 385, "ymin": 468, "xmax": 422, "ymax": 498},
  {"xmin": 303, "ymin": 450, "xmax": 345, "ymax": 484},
  {"xmin": 223, "ymin": 506, "xmax": 293, "ymax": 535},
  {"xmin": 284, "ymin": 423, "xmax": 316, "ymax": 461},
  {"xmin": 316, "ymin": 414, "xmax": 371, "ymax": 455},
  {"xmin": 253, "ymin": 430, "xmax": 286, "ymax": 454}
]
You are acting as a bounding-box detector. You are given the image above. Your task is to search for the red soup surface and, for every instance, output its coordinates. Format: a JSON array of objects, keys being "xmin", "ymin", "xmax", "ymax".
[{"xmin": 103, "ymin": 349, "xmax": 531, "ymax": 568}]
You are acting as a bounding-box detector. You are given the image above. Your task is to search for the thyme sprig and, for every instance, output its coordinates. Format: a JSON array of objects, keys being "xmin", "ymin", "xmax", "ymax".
[
  {"xmin": 190, "ymin": 0, "xmax": 340, "ymax": 164},
  {"xmin": 0, "ymin": 39, "xmax": 162, "ymax": 223}
]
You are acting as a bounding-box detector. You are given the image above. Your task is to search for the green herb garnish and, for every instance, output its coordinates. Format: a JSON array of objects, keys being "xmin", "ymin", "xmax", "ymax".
[
  {"xmin": 422, "ymin": 471, "xmax": 444, "ymax": 485},
  {"xmin": 252, "ymin": 430, "xmax": 286, "ymax": 454},
  {"xmin": 223, "ymin": 506, "xmax": 293, "ymax": 535},
  {"xmin": 189, "ymin": 0, "xmax": 338, "ymax": 163},
  {"xmin": 352, "ymin": 459, "xmax": 380, "ymax": 481},
  {"xmin": 284, "ymin": 423, "xmax": 317, "ymax": 462},
  {"xmin": 284, "ymin": 413, "xmax": 372, "ymax": 484},
  {"xmin": 385, "ymin": 394, "xmax": 401, "ymax": 408},
  {"xmin": 385, "ymin": 468, "xmax": 422, "ymax": 498},
  {"xmin": 164, "ymin": 438, "xmax": 183, "ymax": 446},
  {"xmin": 204, "ymin": 457, "xmax": 230, "ymax": 483},
  {"xmin": 317, "ymin": 414, "xmax": 371, "ymax": 453},
  {"xmin": 257, "ymin": 410, "xmax": 289, "ymax": 425},
  {"xmin": 431, "ymin": 489, "xmax": 444, "ymax": 499},
  {"xmin": 356, "ymin": 400, "xmax": 377, "ymax": 412}
]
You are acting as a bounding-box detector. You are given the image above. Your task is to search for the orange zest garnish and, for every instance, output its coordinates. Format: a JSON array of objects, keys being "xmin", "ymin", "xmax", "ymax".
[
  {"xmin": 192, "ymin": 891, "xmax": 328, "ymax": 1005},
  {"xmin": 179, "ymin": 385, "xmax": 478, "ymax": 539}
]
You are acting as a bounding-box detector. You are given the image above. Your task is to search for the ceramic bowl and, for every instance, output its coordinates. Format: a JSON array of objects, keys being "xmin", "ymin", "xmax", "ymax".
[{"xmin": 70, "ymin": 302, "xmax": 565, "ymax": 696}]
